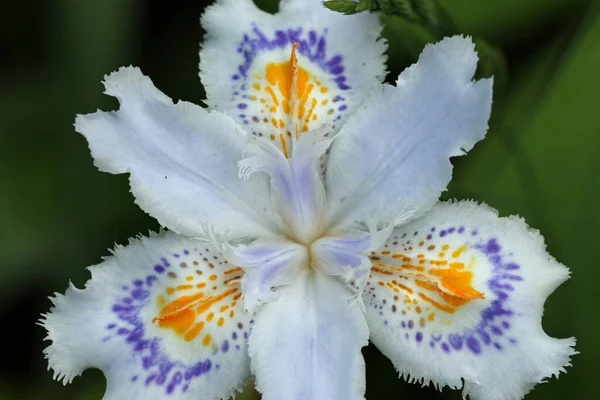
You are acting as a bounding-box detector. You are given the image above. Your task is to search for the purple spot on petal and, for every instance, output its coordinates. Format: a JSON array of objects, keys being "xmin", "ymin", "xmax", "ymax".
[
  {"xmin": 131, "ymin": 289, "xmax": 150, "ymax": 300},
  {"xmin": 467, "ymin": 337, "xmax": 481, "ymax": 354},
  {"xmin": 221, "ymin": 340, "xmax": 230, "ymax": 353},
  {"xmin": 448, "ymin": 334, "xmax": 463, "ymax": 350}
]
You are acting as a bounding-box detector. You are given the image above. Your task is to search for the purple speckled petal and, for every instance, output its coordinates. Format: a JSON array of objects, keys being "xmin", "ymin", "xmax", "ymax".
[
  {"xmin": 41, "ymin": 232, "xmax": 252, "ymax": 399},
  {"xmin": 200, "ymin": 0, "xmax": 386, "ymax": 155},
  {"xmin": 364, "ymin": 200, "xmax": 575, "ymax": 400}
]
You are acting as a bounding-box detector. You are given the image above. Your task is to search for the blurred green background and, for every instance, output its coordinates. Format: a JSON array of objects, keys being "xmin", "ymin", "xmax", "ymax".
[{"xmin": 1, "ymin": 0, "xmax": 598, "ymax": 398}]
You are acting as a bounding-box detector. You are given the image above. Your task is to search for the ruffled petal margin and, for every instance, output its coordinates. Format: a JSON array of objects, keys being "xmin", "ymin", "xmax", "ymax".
[
  {"xmin": 76, "ymin": 66, "xmax": 277, "ymax": 240},
  {"xmin": 41, "ymin": 232, "xmax": 252, "ymax": 400},
  {"xmin": 364, "ymin": 201, "xmax": 576, "ymax": 400},
  {"xmin": 200, "ymin": 0, "xmax": 386, "ymax": 156},
  {"xmin": 326, "ymin": 36, "xmax": 493, "ymax": 231}
]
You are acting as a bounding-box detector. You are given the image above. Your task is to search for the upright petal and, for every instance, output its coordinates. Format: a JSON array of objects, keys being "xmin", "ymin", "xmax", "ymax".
[
  {"xmin": 200, "ymin": 0, "xmax": 386, "ymax": 156},
  {"xmin": 364, "ymin": 201, "xmax": 575, "ymax": 400},
  {"xmin": 41, "ymin": 232, "xmax": 251, "ymax": 400},
  {"xmin": 76, "ymin": 66, "xmax": 277, "ymax": 239},
  {"xmin": 326, "ymin": 36, "xmax": 493, "ymax": 230},
  {"xmin": 239, "ymin": 135, "xmax": 330, "ymax": 243},
  {"xmin": 248, "ymin": 271, "xmax": 369, "ymax": 400},
  {"xmin": 310, "ymin": 229, "xmax": 374, "ymax": 291},
  {"xmin": 230, "ymin": 237, "xmax": 307, "ymax": 314}
]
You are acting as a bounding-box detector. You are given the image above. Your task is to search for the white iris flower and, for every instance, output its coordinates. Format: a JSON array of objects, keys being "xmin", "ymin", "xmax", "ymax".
[{"xmin": 41, "ymin": 1, "xmax": 576, "ymax": 399}]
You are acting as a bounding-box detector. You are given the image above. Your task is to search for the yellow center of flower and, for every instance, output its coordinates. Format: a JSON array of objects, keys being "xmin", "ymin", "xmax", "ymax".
[{"xmin": 247, "ymin": 43, "xmax": 342, "ymax": 157}]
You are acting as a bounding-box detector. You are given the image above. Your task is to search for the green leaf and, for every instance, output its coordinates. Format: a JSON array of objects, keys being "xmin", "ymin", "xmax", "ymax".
[
  {"xmin": 356, "ymin": 0, "xmax": 379, "ymax": 12},
  {"xmin": 323, "ymin": 0, "xmax": 361, "ymax": 14},
  {"xmin": 380, "ymin": 0, "xmax": 419, "ymax": 21}
]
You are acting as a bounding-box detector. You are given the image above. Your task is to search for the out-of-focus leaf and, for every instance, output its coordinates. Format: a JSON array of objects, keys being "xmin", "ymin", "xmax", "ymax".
[
  {"xmin": 474, "ymin": 38, "xmax": 508, "ymax": 97},
  {"xmin": 378, "ymin": 0, "xmax": 418, "ymax": 20},
  {"xmin": 441, "ymin": 0, "xmax": 590, "ymax": 45},
  {"xmin": 449, "ymin": 3, "xmax": 600, "ymax": 399}
]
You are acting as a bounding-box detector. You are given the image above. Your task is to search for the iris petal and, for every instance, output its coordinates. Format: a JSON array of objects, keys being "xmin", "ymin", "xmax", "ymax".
[{"xmin": 364, "ymin": 201, "xmax": 575, "ymax": 400}]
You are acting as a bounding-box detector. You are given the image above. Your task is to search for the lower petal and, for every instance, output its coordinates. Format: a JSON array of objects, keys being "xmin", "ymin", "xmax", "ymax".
[
  {"xmin": 364, "ymin": 201, "xmax": 576, "ymax": 400},
  {"xmin": 41, "ymin": 232, "xmax": 251, "ymax": 399},
  {"xmin": 248, "ymin": 271, "xmax": 368, "ymax": 400}
]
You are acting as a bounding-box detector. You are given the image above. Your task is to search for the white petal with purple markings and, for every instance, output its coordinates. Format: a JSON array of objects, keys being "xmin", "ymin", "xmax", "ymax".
[
  {"xmin": 364, "ymin": 201, "xmax": 576, "ymax": 400},
  {"xmin": 200, "ymin": 0, "xmax": 386, "ymax": 156},
  {"xmin": 41, "ymin": 232, "xmax": 251, "ymax": 400}
]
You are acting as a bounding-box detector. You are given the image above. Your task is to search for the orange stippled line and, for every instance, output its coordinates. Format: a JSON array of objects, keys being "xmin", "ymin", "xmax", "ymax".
[
  {"xmin": 184, "ymin": 322, "xmax": 205, "ymax": 342},
  {"xmin": 401, "ymin": 263, "xmax": 425, "ymax": 272},
  {"xmin": 290, "ymin": 42, "xmax": 301, "ymax": 140},
  {"xmin": 418, "ymin": 292, "xmax": 455, "ymax": 313},
  {"xmin": 224, "ymin": 267, "xmax": 242, "ymax": 275},
  {"xmin": 264, "ymin": 86, "xmax": 279, "ymax": 107},
  {"xmin": 371, "ymin": 266, "xmax": 393, "ymax": 276},
  {"xmin": 452, "ymin": 245, "xmax": 468, "ymax": 258},
  {"xmin": 224, "ymin": 276, "xmax": 241, "ymax": 285},
  {"xmin": 395, "ymin": 282, "xmax": 414, "ymax": 294},
  {"xmin": 280, "ymin": 133, "xmax": 289, "ymax": 158}
]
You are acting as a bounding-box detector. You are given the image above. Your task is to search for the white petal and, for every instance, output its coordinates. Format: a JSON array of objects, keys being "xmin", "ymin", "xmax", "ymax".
[
  {"xmin": 200, "ymin": 0, "xmax": 386, "ymax": 156},
  {"xmin": 248, "ymin": 271, "xmax": 368, "ymax": 400},
  {"xmin": 41, "ymin": 232, "xmax": 252, "ymax": 400},
  {"xmin": 239, "ymin": 135, "xmax": 329, "ymax": 243},
  {"xmin": 363, "ymin": 201, "xmax": 576, "ymax": 400},
  {"xmin": 326, "ymin": 36, "xmax": 493, "ymax": 230},
  {"xmin": 76, "ymin": 66, "xmax": 277, "ymax": 239},
  {"xmin": 230, "ymin": 237, "xmax": 307, "ymax": 314},
  {"xmin": 311, "ymin": 229, "xmax": 373, "ymax": 291}
]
